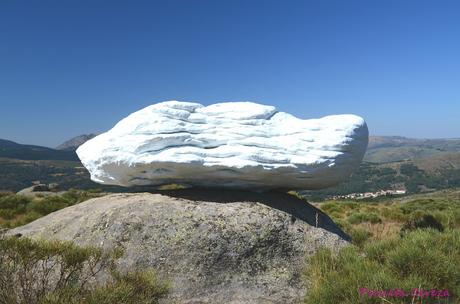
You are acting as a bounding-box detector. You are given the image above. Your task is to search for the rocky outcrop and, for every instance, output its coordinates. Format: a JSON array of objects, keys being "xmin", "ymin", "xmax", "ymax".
[
  {"xmin": 16, "ymin": 183, "xmax": 63, "ymax": 198},
  {"xmin": 77, "ymin": 101, "xmax": 368, "ymax": 190},
  {"xmin": 56, "ymin": 134, "xmax": 97, "ymax": 151},
  {"xmin": 8, "ymin": 190, "xmax": 349, "ymax": 303}
]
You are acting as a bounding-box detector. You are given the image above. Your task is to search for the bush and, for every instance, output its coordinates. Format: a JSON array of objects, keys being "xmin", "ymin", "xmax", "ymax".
[
  {"xmin": 321, "ymin": 202, "xmax": 344, "ymax": 214},
  {"xmin": 5, "ymin": 211, "xmax": 43, "ymax": 228},
  {"xmin": 380, "ymin": 207, "xmax": 407, "ymax": 222},
  {"xmin": 0, "ymin": 190, "xmax": 103, "ymax": 229},
  {"xmin": 347, "ymin": 212, "xmax": 382, "ymax": 225},
  {"xmin": 0, "ymin": 235, "xmax": 169, "ymax": 304},
  {"xmin": 0, "ymin": 194, "xmax": 30, "ymax": 213},
  {"xmin": 27, "ymin": 196, "xmax": 71, "ymax": 215},
  {"xmin": 400, "ymin": 214, "xmax": 444, "ymax": 235},
  {"xmin": 85, "ymin": 270, "xmax": 170, "ymax": 304},
  {"xmin": 341, "ymin": 201, "xmax": 359, "ymax": 210},
  {"xmin": 349, "ymin": 227, "xmax": 372, "ymax": 248},
  {"xmin": 304, "ymin": 229, "xmax": 460, "ymax": 304}
]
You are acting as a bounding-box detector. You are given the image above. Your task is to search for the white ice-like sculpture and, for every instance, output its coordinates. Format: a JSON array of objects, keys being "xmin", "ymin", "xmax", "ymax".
[{"xmin": 77, "ymin": 101, "xmax": 368, "ymax": 190}]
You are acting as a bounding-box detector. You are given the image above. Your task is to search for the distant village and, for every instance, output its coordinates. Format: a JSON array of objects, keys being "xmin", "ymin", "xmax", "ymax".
[{"xmin": 329, "ymin": 189, "xmax": 406, "ymax": 200}]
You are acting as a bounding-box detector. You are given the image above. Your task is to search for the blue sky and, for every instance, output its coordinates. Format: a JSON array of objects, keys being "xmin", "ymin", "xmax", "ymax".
[{"xmin": 1, "ymin": 0, "xmax": 459, "ymax": 147}]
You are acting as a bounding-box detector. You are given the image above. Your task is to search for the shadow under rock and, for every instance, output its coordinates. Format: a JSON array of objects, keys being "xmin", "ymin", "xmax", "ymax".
[{"xmin": 149, "ymin": 188, "xmax": 351, "ymax": 241}]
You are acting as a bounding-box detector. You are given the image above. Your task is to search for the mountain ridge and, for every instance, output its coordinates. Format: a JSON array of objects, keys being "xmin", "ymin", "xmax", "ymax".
[
  {"xmin": 0, "ymin": 139, "xmax": 78, "ymax": 161},
  {"xmin": 56, "ymin": 134, "xmax": 97, "ymax": 151},
  {"xmin": 365, "ymin": 136, "xmax": 460, "ymax": 163}
]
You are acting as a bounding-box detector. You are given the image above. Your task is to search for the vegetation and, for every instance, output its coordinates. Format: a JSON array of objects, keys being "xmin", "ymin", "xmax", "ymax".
[
  {"xmin": 300, "ymin": 161, "xmax": 460, "ymax": 201},
  {"xmin": 0, "ymin": 235, "xmax": 169, "ymax": 304},
  {"xmin": 0, "ymin": 158, "xmax": 164, "ymax": 193},
  {"xmin": 305, "ymin": 229, "xmax": 459, "ymax": 304},
  {"xmin": 314, "ymin": 189, "xmax": 460, "ymax": 244},
  {"xmin": 0, "ymin": 158, "xmax": 127, "ymax": 192},
  {"xmin": 0, "ymin": 190, "xmax": 103, "ymax": 228},
  {"xmin": 305, "ymin": 189, "xmax": 460, "ymax": 303},
  {"xmin": 364, "ymin": 136, "xmax": 460, "ymax": 163},
  {"xmin": 400, "ymin": 214, "xmax": 444, "ymax": 235}
]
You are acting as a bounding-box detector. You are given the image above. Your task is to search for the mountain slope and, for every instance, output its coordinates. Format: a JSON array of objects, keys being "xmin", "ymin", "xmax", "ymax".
[
  {"xmin": 365, "ymin": 136, "xmax": 460, "ymax": 163},
  {"xmin": 0, "ymin": 139, "xmax": 78, "ymax": 161},
  {"xmin": 56, "ymin": 134, "xmax": 96, "ymax": 151},
  {"xmin": 300, "ymin": 151, "xmax": 460, "ymax": 200}
]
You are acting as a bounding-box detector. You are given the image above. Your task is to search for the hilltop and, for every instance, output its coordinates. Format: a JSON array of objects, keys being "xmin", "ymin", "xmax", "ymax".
[
  {"xmin": 56, "ymin": 134, "xmax": 97, "ymax": 151},
  {"xmin": 365, "ymin": 136, "xmax": 460, "ymax": 163}
]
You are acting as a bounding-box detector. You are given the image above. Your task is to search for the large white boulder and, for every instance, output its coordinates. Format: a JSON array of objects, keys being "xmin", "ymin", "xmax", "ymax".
[{"xmin": 77, "ymin": 101, "xmax": 368, "ymax": 190}]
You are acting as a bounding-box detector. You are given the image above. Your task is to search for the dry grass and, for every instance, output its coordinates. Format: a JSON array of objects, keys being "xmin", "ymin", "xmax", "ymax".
[
  {"xmin": 315, "ymin": 189, "xmax": 460, "ymax": 245},
  {"xmin": 358, "ymin": 222, "xmax": 402, "ymax": 241}
]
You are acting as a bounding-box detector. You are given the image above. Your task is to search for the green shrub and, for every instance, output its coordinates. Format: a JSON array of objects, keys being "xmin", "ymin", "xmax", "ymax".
[
  {"xmin": 0, "ymin": 191, "xmax": 15, "ymax": 198},
  {"xmin": 305, "ymin": 229, "xmax": 460, "ymax": 304},
  {"xmin": 0, "ymin": 235, "xmax": 169, "ymax": 304},
  {"xmin": 85, "ymin": 270, "xmax": 170, "ymax": 304},
  {"xmin": 3, "ymin": 211, "xmax": 43, "ymax": 228},
  {"xmin": 454, "ymin": 209, "xmax": 460, "ymax": 227},
  {"xmin": 327, "ymin": 211, "xmax": 344, "ymax": 221},
  {"xmin": 0, "ymin": 194, "xmax": 30, "ymax": 213},
  {"xmin": 347, "ymin": 212, "xmax": 382, "ymax": 225},
  {"xmin": 0, "ymin": 209, "xmax": 17, "ymax": 220},
  {"xmin": 341, "ymin": 201, "xmax": 359, "ymax": 210},
  {"xmin": 380, "ymin": 207, "xmax": 407, "ymax": 222},
  {"xmin": 26, "ymin": 196, "xmax": 71, "ymax": 215},
  {"xmin": 0, "ymin": 190, "xmax": 103, "ymax": 229},
  {"xmin": 0, "ymin": 235, "xmax": 117, "ymax": 304},
  {"xmin": 60, "ymin": 188, "xmax": 100, "ymax": 205},
  {"xmin": 400, "ymin": 214, "xmax": 444, "ymax": 235},
  {"xmin": 332, "ymin": 218, "xmax": 352, "ymax": 232},
  {"xmin": 349, "ymin": 227, "xmax": 372, "ymax": 247},
  {"xmin": 400, "ymin": 198, "xmax": 453, "ymax": 214},
  {"xmin": 321, "ymin": 202, "xmax": 344, "ymax": 214}
]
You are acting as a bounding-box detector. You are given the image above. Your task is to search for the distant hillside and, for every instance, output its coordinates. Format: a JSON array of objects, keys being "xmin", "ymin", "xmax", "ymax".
[
  {"xmin": 364, "ymin": 136, "xmax": 460, "ymax": 163},
  {"xmin": 1, "ymin": 135, "xmax": 460, "ymax": 195},
  {"xmin": 0, "ymin": 139, "xmax": 79, "ymax": 161},
  {"xmin": 56, "ymin": 134, "xmax": 96, "ymax": 151},
  {"xmin": 301, "ymin": 152, "xmax": 460, "ymax": 200},
  {"xmin": 414, "ymin": 152, "xmax": 460, "ymax": 172},
  {"xmin": 0, "ymin": 157, "xmax": 127, "ymax": 192}
]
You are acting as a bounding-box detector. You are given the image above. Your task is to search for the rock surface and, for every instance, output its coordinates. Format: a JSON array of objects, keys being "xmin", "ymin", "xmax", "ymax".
[
  {"xmin": 8, "ymin": 190, "xmax": 349, "ymax": 303},
  {"xmin": 16, "ymin": 183, "xmax": 63, "ymax": 198},
  {"xmin": 77, "ymin": 101, "xmax": 368, "ymax": 190},
  {"xmin": 56, "ymin": 133, "xmax": 97, "ymax": 151}
]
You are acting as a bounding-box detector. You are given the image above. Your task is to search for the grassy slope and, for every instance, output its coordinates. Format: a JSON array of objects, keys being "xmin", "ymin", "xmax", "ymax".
[
  {"xmin": 313, "ymin": 188, "xmax": 460, "ymax": 243},
  {"xmin": 305, "ymin": 189, "xmax": 460, "ymax": 303}
]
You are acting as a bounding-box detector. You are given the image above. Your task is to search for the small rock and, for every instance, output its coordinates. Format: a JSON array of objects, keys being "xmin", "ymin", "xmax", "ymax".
[
  {"xmin": 48, "ymin": 183, "xmax": 60, "ymax": 192},
  {"xmin": 32, "ymin": 184, "xmax": 49, "ymax": 192}
]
